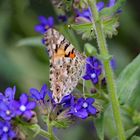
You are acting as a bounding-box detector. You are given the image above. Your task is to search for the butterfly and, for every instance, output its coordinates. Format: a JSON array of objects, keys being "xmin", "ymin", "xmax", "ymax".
[{"xmin": 44, "ymin": 28, "xmax": 86, "ymax": 103}]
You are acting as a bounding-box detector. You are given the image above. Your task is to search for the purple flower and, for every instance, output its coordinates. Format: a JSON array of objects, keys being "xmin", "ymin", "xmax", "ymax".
[
  {"xmin": 0, "ymin": 86, "xmax": 16, "ymax": 103},
  {"xmin": 13, "ymin": 94, "xmax": 36, "ymax": 119},
  {"xmin": 108, "ymin": 0, "xmax": 116, "ymax": 7},
  {"xmin": 0, "ymin": 102, "xmax": 16, "ymax": 121},
  {"xmin": 75, "ymin": 0, "xmax": 116, "ymax": 23},
  {"xmin": 83, "ymin": 57, "xmax": 103, "ymax": 84},
  {"xmin": 75, "ymin": 2, "xmax": 104, "ymax": 22},
  {"xmin": 30, "ymin": 84, "xmax": 52, "ymax": 102},
  {"xmin": 0, "ymin": 121, "xmax": 15, "ymax": 140},
  {"xmin": 35, "ymin": 16, "xmax": 54, "ymax": 34},
  {"xmin": 60, "ymin": 94, "xmax": 74, "ymax": 108},
  {"xmin": 69, "ymin": 97, "xmax": 96, "ymax": 119}
]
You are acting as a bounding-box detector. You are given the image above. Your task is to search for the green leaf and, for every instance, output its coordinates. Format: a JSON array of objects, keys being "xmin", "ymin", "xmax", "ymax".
[
  {"xmin": 16, "ymin": 37, "xmax": 44, "ymax": 47},
  {"xmin": 84, "ymin": 43, "xmax": 97, "ymax": 56},
  {"xmin": 125, "ymin": 126, "xmax": 139, "ymax": 139},
  {"xmin": 71, "ymin": 15, "xmax": 119, "ymax": 40},
  {"xmin": 131, "ymin": 136, "xmax": 140, "ymax": 140},
  {"xmin": 112, "ymin": 126, "xmax": 138, "ymax": 140},
  {"xmin": 117, "ymin": 54, "xmax": 140, "ymax": 104},
  {"xmin": 70, "ymin": 23, "xmax": 95, "ymax": 40},
  {"xmin": 102, "ymin": 16, "xmax": 119, "ymax": 38},
  {"xmin": 94, "ymin": 113, "xmax": 104, "ymax": 140}
]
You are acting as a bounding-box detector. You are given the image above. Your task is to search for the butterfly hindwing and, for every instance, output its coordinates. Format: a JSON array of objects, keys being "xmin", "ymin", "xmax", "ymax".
[{"xmin": 44, "ymin": 28, "xmax": 85, "ymax": 103}]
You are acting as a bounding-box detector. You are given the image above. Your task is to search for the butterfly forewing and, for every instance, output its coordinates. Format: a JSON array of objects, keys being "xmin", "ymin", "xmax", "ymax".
[{"xmin": 44, "ymin": 28, "xmax": 85, "ymax": 103}]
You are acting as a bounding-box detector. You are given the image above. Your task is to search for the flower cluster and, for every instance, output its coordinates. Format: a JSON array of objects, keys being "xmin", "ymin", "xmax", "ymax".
[
  {"xmin": 0, "ymin": 86, "xmax": 36, "ymax": 140},
  {"xmin": 35, "ymin": 16, "xmax": 54, "ymax": 34},
  {"xmin": 75, "ymin": 0, "xmax": 116, "ymax": 23},
  {"xmin": 70, "ymin": 97, "xmax": 96, "ymax": 119},
  {"xmin": 83, "ymin": 56, "xmax": 103, "ymax": 85},
  {"xmin": 30, "ymin": 84, "xmax": 97, "ymax": 121}
]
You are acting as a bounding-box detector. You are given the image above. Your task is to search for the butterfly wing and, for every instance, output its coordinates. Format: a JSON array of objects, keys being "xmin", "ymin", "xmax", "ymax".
[{"xmin": 44, "ymin": 28, "xmax": 85, "ymax": 103}]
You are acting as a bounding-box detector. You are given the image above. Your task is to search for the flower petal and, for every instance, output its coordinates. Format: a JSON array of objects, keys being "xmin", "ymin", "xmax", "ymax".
[
  {"xmin": 38, "ymin": 16, "xmax": 48, "ymax": 25},
  {"xmin": 61, "ymin": 94, "xmax": 71, "ymax": 104},
  {"xmin": 82, "ymin": 74, "xmax": 91, "ymax": 80},
  {"xmin": 26, "ymin": 102, "xmax": 36, "ymax": 110},
  {"xmin": 0, "ymin": 102, "xmax": 7, "ymax": 110},
  {"xmin": 108, "ymin": 0, "xmax": 116, "ymax": 7},
  {"xmin": 4, "ymin": 86, "xmax": 16, "ymax": 101},
  {"xmin": 30, "ymin": 88, "xmax": 40, "ymax": 100},
  {"xmin": 47, "ymin": 16, "xmax": 54, "ymax": 27},
  {"xmin": 34, "ymin": 25, "xmax": 45, "ymax": 34},
  {"xmin": 77, "ymin": 98, "xmax": 85, "ymax": 106},
  {"xmin": 73, "ymin": 109, "xmax": 88, "ymax": 119},
  {"xmin": 23, "ymin": 110, "xmax": 33, "ymax": 119},
  {"xmin": 88, "ymin": 105, "xmax": 96, "ymax": 115},
  {"xmin": 1, "ymin": 133, "xmax": 8, "ymax": 140},
  {"xmin": 20, "ymin": 94, "xmax": 28, "ymax": 105},
  {"xmin": 86, "ymin": 98, "xmax": 95, "ymax": 104},
  {"xmin": 91, "ymin": 77, "xmax": 98, "ymax": 84},
  {"xmin": 96, "ymin": 2, "xmax": 104, "ymax": 11},
  {"xmin": 9, "ymin": 130, "xmax": 16, "ymax": 138},
  {"xmin": 86, "ymin": 57, "xmax": 94, "ymax": 65}
]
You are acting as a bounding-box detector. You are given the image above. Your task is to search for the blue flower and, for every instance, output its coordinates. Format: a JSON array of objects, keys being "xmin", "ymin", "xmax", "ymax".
[
  {"xmin": 69, "ymin": 97, "xmax": 96, "ymax": 119},
  {"xmin": 0, "ymin": 86, "xmax": 16, "ymax": 103},
  {"xmin": 13, "ymin": 94, "xmax": 36, "ymax": 119},
  {"xmin": 30, "ymin": 84, "xmax": 52, "ymax": 102},
  {"xmin": 83, "ymin": 57, "xmax": 102, "ymax": 84},
  {"xmin": 75, "ymin": 0, "xmax": 116, "ymax": 23},
  {"xmin": 75, "ymin": 2, "xmax": 104, "ymax": 22},
  {"xmin": 108, "ymin": 0, "xmax": 116, "ymax": 7},
  {"xmin": 35, "ymin": 16, "xmax": 54, "ymax": 34},
  {"xmin": 60, "ymin": 94, "xmax": 74, "ymax": 108},
  {"xmin": 0, "ymin": 121, "xmax": 15, "ymax": 140},
  {"xmin": 0, "ymin": 102, "xmax": 16, "ymax": 121}
]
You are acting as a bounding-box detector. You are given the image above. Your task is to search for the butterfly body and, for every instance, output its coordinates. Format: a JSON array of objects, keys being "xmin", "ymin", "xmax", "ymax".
[{"xmin": 44, "ymin": 28, "xmax": 85, "ymax": 103}]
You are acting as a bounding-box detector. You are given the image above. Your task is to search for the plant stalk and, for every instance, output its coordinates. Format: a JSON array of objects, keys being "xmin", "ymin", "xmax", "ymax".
[
  {"xmin": 88, "ymin": 0, "xmax": 126, "ymax": 139},
  {"xmin": 47, "ymin": 116, "xmax": 55, "ymax": 140}
]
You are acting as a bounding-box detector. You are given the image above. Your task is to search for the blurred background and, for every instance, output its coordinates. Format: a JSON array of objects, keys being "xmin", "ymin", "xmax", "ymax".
[{"xmin": 0, "ymin": 0, "xmax": 140, "ymax": 139}]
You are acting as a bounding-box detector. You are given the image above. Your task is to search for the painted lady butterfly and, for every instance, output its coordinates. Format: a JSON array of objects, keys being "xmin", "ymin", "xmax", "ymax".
[{"xmin": 44, "ymin": 28, "xmax": 86, "ymax": 103}]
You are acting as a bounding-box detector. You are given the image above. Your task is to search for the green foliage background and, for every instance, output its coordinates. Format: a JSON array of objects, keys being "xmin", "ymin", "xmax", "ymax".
[{"xmin": 0, "ymin": 0, "xmax": 140, "ymax": 139}]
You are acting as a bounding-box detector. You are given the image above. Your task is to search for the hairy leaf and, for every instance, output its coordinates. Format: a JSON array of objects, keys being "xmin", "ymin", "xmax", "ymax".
[
  {"xmin": 102, "ymin": 16, "xmax": 119, "ymax": 38},
  {"xmin": 70, "ymin": 23, "xmax": 95, "ymax": 40},
  {"xmin": 71, "ymin": 15, "xmax": 119, "ymax": 40}
]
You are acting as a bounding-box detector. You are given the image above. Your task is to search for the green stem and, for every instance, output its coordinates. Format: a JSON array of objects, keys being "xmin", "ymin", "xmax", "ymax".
[
  {"xmin": 88, "ymin": 0, "xmax": 126, "ymax": 139},
  {"xmin": 47, "ymin": 117, "xmax": 55, "ymax": 140},
  {"xmin": 39, "ymin": 128, "xmax": 50, "ymax": 138}
]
